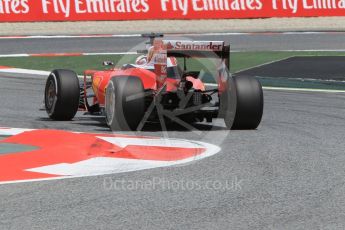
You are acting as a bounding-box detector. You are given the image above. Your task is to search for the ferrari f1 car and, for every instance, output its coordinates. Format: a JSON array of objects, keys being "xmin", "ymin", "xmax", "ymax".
[{"xmin": 44, "ymin": 35, "xmax": 263, "ymax": 131}]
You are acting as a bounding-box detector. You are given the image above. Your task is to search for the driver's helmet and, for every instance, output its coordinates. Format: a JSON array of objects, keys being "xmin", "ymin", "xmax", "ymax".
[
  {"xmin": 135, "ymin": 46, "xmax": 178, "ymax": 68},
  {"xmin": 135, "ymin": 55, "xmax": 148, "ymax": 65}
]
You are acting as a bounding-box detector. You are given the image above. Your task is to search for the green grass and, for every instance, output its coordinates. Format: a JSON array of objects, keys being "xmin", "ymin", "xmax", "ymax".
[
  {"xmin": 259, "ymin": 77, "xmax": 345, "ymax": 90},
  {"xmin": 1, "ymin": 51, "xmax": 345, "ymax": 74},
  {"xmin": 1, "ymin": 51, "xmax": 345, "ymax": 89},
  {"xmin": 0, "ymin": 55, "xmax": 135, "ymax": 74}
]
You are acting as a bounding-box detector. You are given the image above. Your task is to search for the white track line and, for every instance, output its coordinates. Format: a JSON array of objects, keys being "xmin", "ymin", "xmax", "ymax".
[
  {"xmin": 0, "ymin": 52, "xmax": 137, "ymax": 58},
  {"xmin": 205, "ymin": 84, "xmax": 345, "ymax": 93},
  {"xmin": 262, "ymin": 86, "xmax": 345, "ymax": 93},
  {"xmin": 263, "ymin": 50, "xmax": 345, "ymax": 52},
  {"xmin": 0, "ymin": 54, "xmax": 30, "ymax": 57},
  {"xmin": 0, "ymin": 31, "xmax": 344, "ymax": 40},
  {"xmin": 0, "ymin": 68, "xmax": 50, "ymax": 75},
  {"xmin": 0, "ymin": 34, "xmax": 142, "ymax": 39},
  {"xmin": 83, "ymin": 52, "xmax": 138, "ymax": 55}
]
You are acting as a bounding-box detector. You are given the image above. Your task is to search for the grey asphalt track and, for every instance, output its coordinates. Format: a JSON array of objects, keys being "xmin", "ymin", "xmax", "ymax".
[
  {"xmin": 1, "ymin": 32, "xmax": 345, "ymax": 54},
  {"xmin": 239, "ymin": 56, "xmax": 345, "ymax": 81},
  {"xmin": 0, "ymin": 71, "xmax": 345, "ymax": 230}
]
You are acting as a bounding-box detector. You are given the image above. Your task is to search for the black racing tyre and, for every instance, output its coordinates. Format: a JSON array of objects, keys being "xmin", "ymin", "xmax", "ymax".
[
  {"xmin": 105, "ymin": 76, "xmax": 145, "ymax": 131},
  {"xmin": 229, "ymin": 75, "xmax": 264, "ymax": 130},
  {"xmin": 44, "ymin": 69, "xmax": 80, "ymax": 121}
]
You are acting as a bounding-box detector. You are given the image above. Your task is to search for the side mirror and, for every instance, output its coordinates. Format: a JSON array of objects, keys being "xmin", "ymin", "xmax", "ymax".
[{"xmin": 103, "ymin": 61, "xmax": 114, "ymax": 66}]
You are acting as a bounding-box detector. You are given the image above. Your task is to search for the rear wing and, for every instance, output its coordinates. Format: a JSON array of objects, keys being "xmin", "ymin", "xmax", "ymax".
[
  {"xmin": 162, "ymin": 40, "xmax": 230, "ymax": 69},
  {"xmin": 141, "ymin": 34, "xmax": 229, "ymax": 60},
  {"xmin": 151, "ymin": 39, "xmax": 231, "ymax": 88}
]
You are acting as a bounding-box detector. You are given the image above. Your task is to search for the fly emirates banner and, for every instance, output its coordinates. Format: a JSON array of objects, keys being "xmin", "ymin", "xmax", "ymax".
[{"xmin": 1, "ymin": 0, "xmax": 345, "ymax": 21}]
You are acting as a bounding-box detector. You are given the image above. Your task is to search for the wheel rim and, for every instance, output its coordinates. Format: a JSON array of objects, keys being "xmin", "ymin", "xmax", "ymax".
[
  {"xmin": 105, "ymin": 82, "xmax": 115, "ymax": 125},
  {"xmin": 45, "ymin": 75, "xmax": 58, "ymax": 115}
]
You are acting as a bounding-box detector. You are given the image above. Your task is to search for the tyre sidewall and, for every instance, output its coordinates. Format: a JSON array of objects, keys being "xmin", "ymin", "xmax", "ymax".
[
  {"xmin": 231, "ymin": 75, "xmax": 264, "ymax": 130},
  {"xmin": 105, "ymin": 76, "xmax": 145, "ymax": 131},
  {"xmin": 45, "ymin": 69, "xmax": 80, "ymax": 121}
]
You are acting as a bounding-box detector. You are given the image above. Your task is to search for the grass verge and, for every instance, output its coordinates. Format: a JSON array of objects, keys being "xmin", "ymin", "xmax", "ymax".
[{"xmin": 1, "ymin": 51, "xmax": 345, "ymax": 89}]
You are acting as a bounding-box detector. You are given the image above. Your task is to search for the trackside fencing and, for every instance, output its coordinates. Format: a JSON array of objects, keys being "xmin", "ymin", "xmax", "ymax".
[{"xmin": 0, "ymin": 0, "xmax": 345, "ymax": 22}]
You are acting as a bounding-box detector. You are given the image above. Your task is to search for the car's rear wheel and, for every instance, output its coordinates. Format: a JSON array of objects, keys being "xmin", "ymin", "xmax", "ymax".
[
  {"xmin": 227, "ymin": 75, "xmax": 264, "ymax": 130},
  {"xmin": 105, "ymin": 76, "xmax": 145, "ymax": 131},
  {"xmin": 44, "ymin": 69, "xmax": 80, "ymax": 121}
]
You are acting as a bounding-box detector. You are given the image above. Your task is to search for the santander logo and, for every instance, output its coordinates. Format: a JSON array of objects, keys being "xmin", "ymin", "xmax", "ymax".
[{"xmin": 165, "ymin": 40, "xmax": 224, "ymax": 51}]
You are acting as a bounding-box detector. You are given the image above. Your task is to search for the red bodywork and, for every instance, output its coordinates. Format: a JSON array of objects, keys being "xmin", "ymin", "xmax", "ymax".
[
  {"xmin": 82, "ymin": 39, "xmax": 228, "ymax": 111},
  {"xmin": 84, "ymin": 67, "xmax": 205, "ymax": 107}
]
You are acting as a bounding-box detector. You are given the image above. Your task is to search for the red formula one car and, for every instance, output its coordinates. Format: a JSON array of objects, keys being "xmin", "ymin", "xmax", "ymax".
[{"xmin": 44, "ymin": 35, "xmax": 263, "ymax": 131}]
